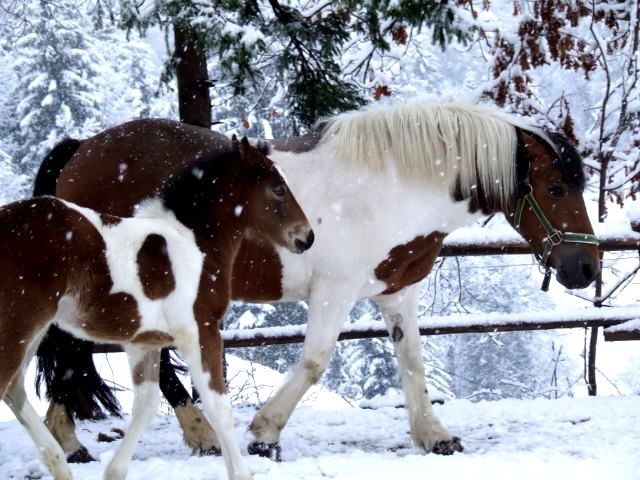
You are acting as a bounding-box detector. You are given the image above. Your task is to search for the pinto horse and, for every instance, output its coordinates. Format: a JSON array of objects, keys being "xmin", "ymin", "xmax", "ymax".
[
  {"xmin": 1, "ymin": 137, "xmax": 312, "ymax": 480},
  {"xmin": 34, "ymin": 101, "xmax": 599, "ymax": 462}
]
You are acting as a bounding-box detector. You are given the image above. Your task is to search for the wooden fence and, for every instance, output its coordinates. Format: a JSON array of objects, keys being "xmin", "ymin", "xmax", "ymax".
[{"xmin": 95, "ymin": 230, "xmax": 640, "ymax": 353}]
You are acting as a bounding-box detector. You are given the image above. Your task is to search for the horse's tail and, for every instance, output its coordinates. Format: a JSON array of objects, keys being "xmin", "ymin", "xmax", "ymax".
[
  {"xmin": 33, "ymin": 138, "xmax": 81, "ymax": 195},
  {"xmin": 35, "ymin": 327, "xmax": 122, "ymax": 419},
  {"xmin": 33, "ymin": 138, "xmax": 123, "ymax": 419}
]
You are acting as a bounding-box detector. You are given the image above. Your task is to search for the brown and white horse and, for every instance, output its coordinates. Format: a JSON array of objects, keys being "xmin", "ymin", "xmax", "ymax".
[
  {"xmin": 34, "ymin": 101, "xmax": 599, "ymax": 461},
  {"xmin": 0, "ymin": 137, "xmax": 313, "ymax": 479}
]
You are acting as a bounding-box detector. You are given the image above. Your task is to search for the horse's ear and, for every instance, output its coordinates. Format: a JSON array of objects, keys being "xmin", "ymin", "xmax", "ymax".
[
  {"xmin": 239, "ymin": 136, "xmax": 251, "ymax": 158},
  {"xmin": 231, "ymin": 134, "xmax": 240, "ymax": 152}
]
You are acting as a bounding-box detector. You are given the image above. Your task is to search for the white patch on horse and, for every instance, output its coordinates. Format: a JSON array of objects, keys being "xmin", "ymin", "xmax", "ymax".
[{"xmin": 61, "ymin": 199, "xmax": 204, "ymax": 338}]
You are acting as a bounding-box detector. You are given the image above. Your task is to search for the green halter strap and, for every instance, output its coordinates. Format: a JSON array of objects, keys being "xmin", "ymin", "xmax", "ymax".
[{"xmin": 514, "ymin": 184, "xmax": 599, "ymax": 290}]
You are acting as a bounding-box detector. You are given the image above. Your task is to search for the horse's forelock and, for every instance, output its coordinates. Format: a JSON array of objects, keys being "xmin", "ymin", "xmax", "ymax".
[{"xmin": 544, "ymin": 131, "xmax": 586, "ymax": 191}]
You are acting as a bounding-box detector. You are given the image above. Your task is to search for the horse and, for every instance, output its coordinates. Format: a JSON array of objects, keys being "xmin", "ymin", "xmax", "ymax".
[
  {"xmin": 0, "ymin": 137, "xmax": 313, "ymax": 480},
  {"xmin": 33, "ymin": 101, "xmax": 599, "ymax": 462}
]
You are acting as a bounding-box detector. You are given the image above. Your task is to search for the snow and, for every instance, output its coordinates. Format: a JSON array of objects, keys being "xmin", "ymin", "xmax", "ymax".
[
  {"xmin": 606, "ymin": 318, "xmax": 640, "ymax": 333},
  {"xmin": 1, "ymin": 355, "xmax": 638, "ymax": 480},
  {"xmin": 221, "ymin": 306, "xmax": 640, "ymax": 344}
]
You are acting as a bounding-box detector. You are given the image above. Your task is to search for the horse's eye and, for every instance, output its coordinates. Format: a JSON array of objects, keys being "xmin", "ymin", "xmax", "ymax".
[
  {"xmin": 548, "ymin": 186, "xmax": 566, "ymax": 198},
  {"xmin": 272, "ymin": 183, "xmax": 286, "ymax": 198}
]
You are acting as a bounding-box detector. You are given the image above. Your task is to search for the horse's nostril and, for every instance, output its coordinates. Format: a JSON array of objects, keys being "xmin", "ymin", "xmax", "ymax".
[
  {"xmin": 295, "ymin": 238, "xmax": 308, "ymax": 252},
  {"xmin": 306, "ymin": 230, "xmax": 315, "ymax": 249},
  {"xmin": 582, "ymin": 261, "xmax": 596, "ymax": 281}
]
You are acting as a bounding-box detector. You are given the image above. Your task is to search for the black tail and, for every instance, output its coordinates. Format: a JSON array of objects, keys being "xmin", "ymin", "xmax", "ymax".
[
  {"xmin": 33, "ymin": 138, "xmax": 81, "ymax": 195},
  {"xmin": 33, "ymin": 138, "xmax": 122, "ymax": 419},
  {"xmin": 35, "ymin": 327, "xmax": 122, "ymax": 419}
]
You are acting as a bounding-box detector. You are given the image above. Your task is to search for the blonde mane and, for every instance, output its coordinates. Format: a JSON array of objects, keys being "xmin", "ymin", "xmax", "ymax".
[{"xmin": 320, "ymin": 102, "xmax": 549, "ymax": 205}]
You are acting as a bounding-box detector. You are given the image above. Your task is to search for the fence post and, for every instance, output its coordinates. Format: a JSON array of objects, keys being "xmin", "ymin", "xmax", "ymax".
[{"xmin": 587, "ymin": 254, "xmax": 604, "ymax": 396}]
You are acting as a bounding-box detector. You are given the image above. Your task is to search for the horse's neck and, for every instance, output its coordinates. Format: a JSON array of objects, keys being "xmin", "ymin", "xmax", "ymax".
[{"xmin": 451, "ymin": 177, "xmax": 508, "ymax": 215}]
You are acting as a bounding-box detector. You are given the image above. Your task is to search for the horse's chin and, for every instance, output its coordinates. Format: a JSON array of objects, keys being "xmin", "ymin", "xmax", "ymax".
[{"xmin": 555, "ymin": 262, "xmax": 599, "ymax": 289}]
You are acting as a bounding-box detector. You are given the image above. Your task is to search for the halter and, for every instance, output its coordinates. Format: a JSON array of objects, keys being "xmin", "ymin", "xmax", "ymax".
[{"xmin": 514, "ymin": 184, "xmax": 599, "ymax": 291}]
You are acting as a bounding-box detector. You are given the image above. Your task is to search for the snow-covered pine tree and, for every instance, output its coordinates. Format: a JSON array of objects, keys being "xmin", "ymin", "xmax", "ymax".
[
  {"xmin": 225, "ymin": 301, "xmax": 307, "ymax": 374},
  {"xmin": 10, "ymin": 0, "xmax": 104, "ymax": 174},
  {"xmin": 324, "ymin": 299, "xmax": 452, "ymax": 400},
  {"xmin": 85, "ymin": 0, "xmax": 475, "ymax": 130},
  {"xmin": 96, "ymin": 27, "xmax": 176, "ymax": 124},
  {"xmin": 423, "ymin": 252, "xmax": 580, "ymax": 401}
]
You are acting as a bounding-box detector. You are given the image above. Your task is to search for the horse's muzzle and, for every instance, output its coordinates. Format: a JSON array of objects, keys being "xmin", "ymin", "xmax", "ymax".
[
  {"xmin": 293, "ymin": 229, "xmax": 314, "ymax": 253},
  {"xmin": 555, "ymin": 247, "xmax": 600, "ymax": 289}
]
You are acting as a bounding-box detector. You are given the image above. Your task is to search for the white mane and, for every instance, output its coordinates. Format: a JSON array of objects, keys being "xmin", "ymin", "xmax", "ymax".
[{"xmin": 320, "ymin": 102, "xmax": 549, "ymax": 205}]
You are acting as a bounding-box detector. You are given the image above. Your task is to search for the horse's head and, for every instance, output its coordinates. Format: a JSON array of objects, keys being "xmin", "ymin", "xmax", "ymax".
[
  {"xmin": 231, "ymin": 136, "xmax": 314, "ymax": 254},
  {"xmin": 508, "ymin": 130, "xmax": 599, "ymax": 289}
]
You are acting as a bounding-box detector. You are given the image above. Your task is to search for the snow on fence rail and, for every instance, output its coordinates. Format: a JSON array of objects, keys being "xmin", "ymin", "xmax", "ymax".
[
  {"xmin": 440, "ymin": 223, "xmax": 640, "ymax": 256},
  {"xmin": 92, "ymin": 225, "xmax": 640, "ymax": 353},
  {"xmin": 220, "ymin": 306, "xmax": 640, "ymax": 347}
]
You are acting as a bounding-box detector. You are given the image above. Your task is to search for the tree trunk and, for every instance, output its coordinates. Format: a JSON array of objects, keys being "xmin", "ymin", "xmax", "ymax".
[{"xmin": 173, "ymin": 22, "xmax": 212, "ymax": 129}]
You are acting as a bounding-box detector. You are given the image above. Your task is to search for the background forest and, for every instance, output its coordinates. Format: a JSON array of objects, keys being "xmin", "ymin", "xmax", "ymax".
[{"xmin": 0, "ymin": 0, "xmax": 639, "ymax": 403}]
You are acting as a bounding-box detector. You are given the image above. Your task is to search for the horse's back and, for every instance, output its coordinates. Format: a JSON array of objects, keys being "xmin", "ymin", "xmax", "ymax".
[
  {"xmin": 57, "ymin": 119, "xmax": 231, "ymax": 216},
  {"xmin": 0, "ymin": 197, "xmax": 106, "ymax": 329}
]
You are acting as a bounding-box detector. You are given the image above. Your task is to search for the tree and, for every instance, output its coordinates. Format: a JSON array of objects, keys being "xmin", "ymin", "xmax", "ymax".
[
  {"xmin": 90, "ymin": 0, "xmax": 475, "ymax": 131},
  {"xmin": 421, "ymin": 252, "xmax": 578, "ymax": 400},
  {"xmin": 478, "ymin": 0, "xmax": 640, "ymax": 396},
  {"xmin": 225, "ymin": 301, "xmax": 307, "ymax": 374},
  {"xmin": 9, "ymin": 0, "xmax": 104, "ymax": 174}
]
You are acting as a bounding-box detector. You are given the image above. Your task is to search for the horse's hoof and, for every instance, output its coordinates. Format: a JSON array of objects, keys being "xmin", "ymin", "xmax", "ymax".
[
  {"xmin": 247, "ymin": 441, "xmax": 282, "ymax": 462},
  {"xmin": 197, "ymin": 446, "xmax": 221, "ymax": 457},
  {"xmin": 67, "ymin": 446, "xmax": 96, "ymax": 463},
  {"xmin": 432, "ymin": 436, "xmax": 464, "ymax": 455}
]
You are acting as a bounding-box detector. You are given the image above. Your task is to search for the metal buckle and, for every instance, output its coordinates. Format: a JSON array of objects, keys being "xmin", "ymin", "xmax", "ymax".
[{"xmin": 547, "ymin": 230, "xmax": 563, "ymax": 246}]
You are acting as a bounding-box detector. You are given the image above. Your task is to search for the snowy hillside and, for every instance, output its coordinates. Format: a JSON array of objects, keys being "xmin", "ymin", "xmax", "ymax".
[{"xmin": 1, "ymin": 355, "xmax": 638, "ymax": 480}]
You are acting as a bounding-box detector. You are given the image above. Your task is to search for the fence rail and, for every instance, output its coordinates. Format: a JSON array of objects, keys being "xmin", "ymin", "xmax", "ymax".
[{"xmin": 93, "ymin": 231, "xmax": 640, "ymax": 354}]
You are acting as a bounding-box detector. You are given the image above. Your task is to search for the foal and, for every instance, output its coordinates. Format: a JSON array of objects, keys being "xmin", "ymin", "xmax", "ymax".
[{"xmin": 0, "ymin": 137, "xmax": 313, "ymax": 480}]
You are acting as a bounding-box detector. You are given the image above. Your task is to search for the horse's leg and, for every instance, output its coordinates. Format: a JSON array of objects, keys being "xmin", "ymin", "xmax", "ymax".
[
  {"xmin": 176, "ymin": 328, "xmax": 251, "ymax": 480},
  {"xmin": 377, "ymin": 285, "xmax": 463, "ymax": 455},
  {"xmin": 158, "ymin": 349, "xmax": 220, "ymax": 455},
  {"xmin": 104, "ymin": 347, "xmax": 161, "ymax": 480},
  {"xmin": 38, "ymin": 326, "xmax": 117, "ymax": 462},
  {"xmin": 45, "ymin": 402, "xmax": 95, "ymax": 463},
  {"xmin": 5, "ymin": 371, "xmax": 73, "ymax": 480},
  {"xmin": 248, "ymin": 280, "xmax": 357, "ymax": 460}
]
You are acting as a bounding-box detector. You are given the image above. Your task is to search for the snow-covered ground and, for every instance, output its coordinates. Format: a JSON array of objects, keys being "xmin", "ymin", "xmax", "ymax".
[{"xmin": 1, "ymin": 355, "xmax": 639, "ymax": 480}]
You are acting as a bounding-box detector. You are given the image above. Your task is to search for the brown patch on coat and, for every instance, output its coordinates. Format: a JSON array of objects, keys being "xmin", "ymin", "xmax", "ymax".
[
  {"xmin": 137, "ymin": 233, "xmax": 176, "ymax": 300},
  {"xmin": 131, "ymin": 330, "xmax": 174, "ymax": 346},
  {"xmin": 375, "ymin": 232, "xmax": 446, "ymax": 295},
  {"xmin": 231, "ymin": 238, "xmax": 283, "ymax": 302},
  {"xmin": 131, "ymin": 350, "xmax": 161, "ymax": 385}
]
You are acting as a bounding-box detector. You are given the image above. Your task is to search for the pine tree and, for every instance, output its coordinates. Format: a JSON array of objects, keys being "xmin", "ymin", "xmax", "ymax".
[
  {"xmin": 97, "ymin": 28, "xmax": 176, "ymax": 123},
  {"xmin": 89, "ymin": 0, "xmax": 475, "ymax": 130},
  {"xmin": 422, "ymin": 253, "xmax": 576, "ymax": 400},
  {"xmin": 10, "ymin": 0, "xmax": 104, "ymax": 174},
  {"xmin": 225, "ymin": 301, "xmax": 307, "ymax": 374}
]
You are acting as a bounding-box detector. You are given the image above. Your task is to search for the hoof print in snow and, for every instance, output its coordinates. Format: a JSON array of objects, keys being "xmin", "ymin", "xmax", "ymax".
[
  {"xmin": 67, "ymin": 446, "xmax": 96, "ymax": 463},
  {"xmin": 97, "ymin": 428, "xmax": 125, "ymax": 443},
  {"xmin": 432, "ymin": 437, "xmax": 464, "ymax": 455},
  {"xmin": 247, "ymin": 441, "xmax": 282, "ymax": 462},
  {"xmin": 197, "ymin": 446, "xmax": 222, "ymax": 457}
]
